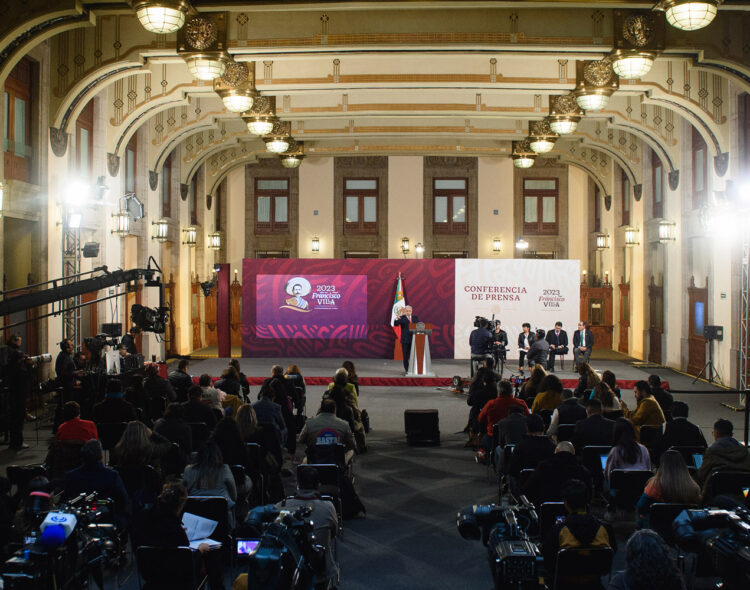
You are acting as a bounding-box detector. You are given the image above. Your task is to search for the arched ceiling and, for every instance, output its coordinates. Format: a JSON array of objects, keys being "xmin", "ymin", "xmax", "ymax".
[{"xmin": 4, "ymin": 0, "xmax": 750, "ymax": 193}]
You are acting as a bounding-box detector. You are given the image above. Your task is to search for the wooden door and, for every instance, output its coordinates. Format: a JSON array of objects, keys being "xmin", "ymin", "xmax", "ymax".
[
  {"xmin": 230, "ymin": 275, "xmax": 242, "ymax": 347},
  {"xmin": 648, "ymin": 276, "xmax": 663, "ymax": 364},
  {"xmin": 204, "ymin": 281, "xmax": 218, "ymax": 347},
  {"xmin": 191, "ymin": 276, "xmax": 202, "ymax": 351},
  {"xmin": 687, "ymin": 276, "xmax": 708, "ymax": 376},
  {"xmin": 618, "ymin": 282, "xmax": 630, "ymax": 354},
  {"xmin": 580, "ymin": 284, "xmax": 613, "ymax": 349},
  {"xmin": 164, "ymin": 274, "xmax": 177, "ymax": 358}
]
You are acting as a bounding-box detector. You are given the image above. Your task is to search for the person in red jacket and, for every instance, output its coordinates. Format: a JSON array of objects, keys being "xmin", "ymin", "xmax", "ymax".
[
  {"xmin": 478, "ymin": 380, "xmax": 530, "ymax": 450},
  {"xmin": 56, "ymin": 401, "xmax": 98, "ymax": 441}
]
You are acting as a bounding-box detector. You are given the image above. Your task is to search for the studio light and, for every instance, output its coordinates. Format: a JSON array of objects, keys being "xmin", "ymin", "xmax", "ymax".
[
  {"xmin": 152, "ymin": 218, "xmax": 169, "ymax": 242},
  {"xmin": 133, "ymin": 1, "xmax": 190, "ymax": 34},
  {"xmin": 658, "ymin": 220, "xmax": 676, "ymax": 243},
  {"xmin": 511, "ymin": 139, "xmax": 537, "ymax": 169},
  {"xmin": 515, "ymin": 237, "xmax": 529, "ymax": 250},
  {"xmin": 659, "ymin": 0, "xmax": 720, "ymax": 31},
  {"xmin": 182, "ymin": 225, "xmax": 197, "ymax": 246},
  {"xmin": 528, "ymin": 119, "xmax": 558, "ymax": 154},
  {"xmin": 207, "ymin": 231, "xmax": 222, "ymax": 250},
  {"xmin": 574, "ymin": 60, "xmax": 619, "ymax": 112},
  {"xmin": 214, "ymin": 61, "xmax": 257, "ymax": 113},
  {"xmin": 548, "ymin": 95, "xmax": 584, "ymax": 135},
  {"xmin": 311, "ymin": 237, "xmax": 320, "ymax": 253},
  {"xmin": 67, "ymin": 211, "xmax": 82, "ymax": 229}
]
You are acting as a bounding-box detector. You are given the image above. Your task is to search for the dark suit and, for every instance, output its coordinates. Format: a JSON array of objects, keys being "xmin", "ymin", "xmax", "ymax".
[
  {"xmin": 393, "ymin": 314, "xmax": 419, "ymax": 371},
  {"xmin": 572, "ymin": 414, "xmax": 615, "ymax": 452},
  {"xmin": 253, "ymin": 397, "xmax": 288, "ymax": 444},
  {"xmin": 572, "ymin": 329, "xmax": 594, "ymax": 366},
  {"xmin": 181, "ymin": 399, "xmax": 217, "ymax": 429},
  {"xmin": 522, "ymin": 452, "xmax": 592, "ymax": 506},
  {"xmin": 167, "ymin": 370, "xmax": 193, "ymax": 403},
  {"xmin": 92, "ymin": 396, "xmax": 138, "ymax": 424},
  {"xmin": 517, "ymin": 331, "xmax": 535, "ymax": 369},
  {"xmin": 659, "ymin": 417, "xmax": 707, "ymax": 453},
  {"xmin": 545, "ymin": 329, "xmax": 569, "ymax": 371}
]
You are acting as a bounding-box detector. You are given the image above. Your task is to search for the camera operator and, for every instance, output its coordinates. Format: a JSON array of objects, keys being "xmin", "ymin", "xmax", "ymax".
[
  {"xmin": 55, "ymin": 339, "xmax": 80, "ymax": 403},
  {"xmin": 5, "ymin": 333, "xmax": 34, "ymax": 450},
  {"xmin": 492, "ymin": 320, "xmax": 508, "ymax": 364},
  {"xmin": 470, "ymin": 318, "xmax": 494, "ymax": 357},
  {"xmin": 119, "ymin": 326, "xmax": 141, "ymax": 356}
]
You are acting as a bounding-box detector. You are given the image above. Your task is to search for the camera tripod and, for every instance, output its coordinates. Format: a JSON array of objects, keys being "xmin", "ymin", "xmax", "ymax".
[{"xmin": 693, "ymin": 336, "xmax": 722, "ymax": 385}]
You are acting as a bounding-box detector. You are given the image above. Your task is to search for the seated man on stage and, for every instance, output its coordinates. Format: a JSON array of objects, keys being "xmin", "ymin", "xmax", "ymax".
[
  {"xmin": 393, "ymin": 305, "xmax": 419, "ymax": 373},
  {"xmin": 572, "ymin": 321, "xmax": 594, "ymax": 369},
  {"xmin": 545, "ymin": 321, "xmax": 569, "ymax": 372},
  {"xmin": 517, "ymin": 322, "xmax": 534, "ymax": 373}
]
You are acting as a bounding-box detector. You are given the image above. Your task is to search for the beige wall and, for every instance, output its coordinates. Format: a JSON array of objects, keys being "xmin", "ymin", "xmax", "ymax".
[
  {"xmin": 298, "ymin": 157, "xmax": 334, "ymax": 258},
  {"xmin": 225, "ymin": 166, "xmax": 246, "ymax": 273},
  {"xmin": 478, "ymin": 157, "xmax": 513, "ymax": 259},
  {"xmin": 388, "ymin": 156, "xmax": 423, "ymax": 258},
  {"xmin": 567, "ymin": 166, "xmax": 588, "ymax": 270}
]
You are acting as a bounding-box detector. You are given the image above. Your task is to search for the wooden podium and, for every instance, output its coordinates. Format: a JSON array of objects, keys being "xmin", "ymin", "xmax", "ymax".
[{"xmin": 407, "ymin": 322, "xmax": 435, "ymax": 377}]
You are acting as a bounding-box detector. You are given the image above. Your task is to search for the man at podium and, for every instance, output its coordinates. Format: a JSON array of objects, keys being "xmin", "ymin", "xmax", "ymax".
[{"xmin": 393, "ymin": 305, "xmax": 419, "ymax": 373}]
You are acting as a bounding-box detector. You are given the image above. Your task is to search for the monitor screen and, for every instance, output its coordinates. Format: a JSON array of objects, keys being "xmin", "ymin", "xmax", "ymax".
[
  {"xmin": 742, "ymin": 487, "xmax": 749, "ymax": 499},
  {"xmin": 693, "ymin": 453, "xmax": 703, "ymax": 469},
  {"xmin": 600, "ymin": 455, "xmax": 608, "ymax": 470}
]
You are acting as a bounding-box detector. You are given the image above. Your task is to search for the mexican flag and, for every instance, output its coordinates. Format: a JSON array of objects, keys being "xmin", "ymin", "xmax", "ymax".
[{"xmin": 391, "ymin": 274, "xmax": 406, "ymax": 358}]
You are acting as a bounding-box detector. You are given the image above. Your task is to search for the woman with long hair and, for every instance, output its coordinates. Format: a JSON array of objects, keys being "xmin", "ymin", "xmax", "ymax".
[
  {"xmin": 604, "ymin": 418, "xmax": 651, "ymax": 481},
  {"xmin": 607, "ymin": 529, "xmax": 686, "ymax": 590},
  {"xmin": 573, "ymin": 362, "xmax": 601, "ymax": 398},
  {"xmin": 636, "ymin": 450, "xmax": 700, "ymax": 527},
  {"xmin": 284, "ymin": 363, "xmax": 306, "ymax": 413},
  {"xmin": 601, "ymin": 370, "xmax": 621, "ymax": 399},
  {"xmin": 593, "ymin": 382, "xmax": 620, "ymax": 412},
  {"xmin": 325, "ymin": 368, "xmax": 366, "ymax": 452},
  {"xmin": 236, "ymin": 404, "xmax": 262, "ymax": 444},
  {"xmin": 111, "ymin": 420, "xmax": 171, "ymax": 468},
  {"xmin": 182, "ymin": 441, "xmax": 237, "ymax": 524},
  {"xmin": 519, "ymin": 364, "xmax": 548, "ymax": 403},
  {"xmin": 341, "ymin": 360, "xmax": 359, "ymax": 396},
  {"xmin": 530, "ymin": 374, "xmax": 563, "ymax": 413}
]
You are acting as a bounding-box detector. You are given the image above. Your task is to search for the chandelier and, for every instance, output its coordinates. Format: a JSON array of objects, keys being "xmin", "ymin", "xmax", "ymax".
[
  {"xmin": 214, "ymin": 61, "xmax": 257, "ymax": 113},
  {"xmin": 242, "ymin": 96, "xmax": 277, "ymax": 136},
  {"xmin": 511, "ymin": 139, "xmax": 537, "ymax": 169},
  {"xmin": 132, "ymin": 1, "xmax": 191, "ymax": 34},
  {"xmin": 609, "ymin": 10, "xmax": 664, "ymax": 80},
  {"xmin": 279, "ymin": 140, "xmax": 304, "ymax": 168},
  {"xmin": 573, "ymin": 60, "xmax": 619, "ymax": 112},
  {"xmin": 177, "ymin": 13, "xmax": 230, "ymax": 81},
  {"xmin": 263, "ymin": 120, "xmax": 292, "ymax": 154},
  {"xmin": 528, "ymin": 119, "xmax": 558, "ymax": 154},
  {"xmin": 548, "ymin": 94, "xmax": 584, "ymax": 135},
  {"xmin": 657, "ymin": 1, "xmax": 721, "ymax": 31}
]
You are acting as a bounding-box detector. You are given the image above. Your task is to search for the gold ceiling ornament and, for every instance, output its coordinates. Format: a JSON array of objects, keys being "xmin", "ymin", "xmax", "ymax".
[
  {"xmin": 574, "ymin": 60, "xmax": 619, "ymax": 112},
  {"xmin": 548, "ymin": 94, "xmax": 584, "ymax": 135},
  {"xmin": 263, "ymin": 120, "xmax": 292, "ymax": 154},
  {"xmin": 214, "ymin": 61, "xmax": 258, "ymax": 113},
  {"xmin": 242, "ymin": 95, "xmax": 277, "ymax": 136},
  {"xmin": 609, "ymin": 10, "xmax": 664, "ymax": 80},
  {"xmin": 528, "ymin": 118, "xmax": 559, "ymax": 154},
  {"xmin": 131, "ymin": 0, "xmax": 193, "ymax": 34},
  {"xmin": 655, "ymin": 0, "xmax": 721, "ymax": 32},
  {"xmin": 177, "ymin": 12, "xmax": 230, "ymax": 81},
  {"xmin": 511, "ymin": 138, "xmax": 537, "ymax": 169},
  {"xmin": 280, "ymin": 140, "xmax": 305, "ymax": 168}
]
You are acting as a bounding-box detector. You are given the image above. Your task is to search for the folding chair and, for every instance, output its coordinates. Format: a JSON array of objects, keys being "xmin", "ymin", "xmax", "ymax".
[
  {"xmin": 556, "ymin": 424, "xmax": 576, "ymax": 443},
  {"xmin": 552, "ymin": 546, "xmax": 613, "ymax": 590},
  {"xmin": 638, "ymin": 424, "xmax": 663, "ymax": 450},
  {"xmin": 136, "ymin": 546, "xmax": 206, "ymax": 590},
  {"xmin": 608, "ymin": 469, "xmax": 653, "ymax": 511},
  {"xmin": 580, "ymin": 445, "xmax": 612, "ymax": 494},
  {"xmin": 602, "ymin": 410, "xmax": 624, "ymax": 421},
  {"xmin": 187, "ymin": 422, "xmax": 210, "ymax": 452},
  {"xmin": 183, "ymin": 496, "xmax": 230, "ymax": 561},
  {"xmin": 702, "ymin": 470, "xmax": 750, "ymax": 506},
  {"xmin": 307, "ymin": 443, "xmax": 353, "ymax": 480},
  {"xmin": 539, "ymin": 501, "xmax": 566, "ymax": 541},
  {"xmin": 648, "ymin": 503, "xmax": 697, "ymax": 546}
]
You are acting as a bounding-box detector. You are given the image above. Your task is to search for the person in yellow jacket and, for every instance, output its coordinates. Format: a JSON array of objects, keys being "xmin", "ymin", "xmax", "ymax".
[{"xmin": 619, "ymin": 380, "xmax": 665, "ymax": 436}]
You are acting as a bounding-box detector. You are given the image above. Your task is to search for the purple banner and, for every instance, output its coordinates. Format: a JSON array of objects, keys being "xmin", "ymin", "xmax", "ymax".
[{"xmin": 256, "ymin": 274, "xmax": 368, "ymax": 339}]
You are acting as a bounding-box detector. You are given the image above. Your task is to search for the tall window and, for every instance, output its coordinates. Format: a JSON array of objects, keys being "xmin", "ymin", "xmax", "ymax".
[
  {"xmin": 652, "ymin": 150, "xmax": 663, "ymax": 219},
  {"xmin": 621, "ymin": 171, "xmax": 630, "ymax": 226},
  {"xmin": 594, "ymin": 184, "xmax": 601, "ymax": 233},
  {"xmin": 75, "ymin": 100, "xmax": 93, "ymax": 177},
  {"xmin": 255, "ymin": 178, "xmax": 289, "ymax": 233},
  {"xmin": 4, "ymin": 57, "xmax": 33, "ymax": 182},
  {"xmin": 692, "ymin": 125, "xmax": 707, "ymax": 209},
  {"xmin": 161, "ymin": 152, "xmax": 172, "ymax": 218},
  {"xmin": 344, "ymin": 178, "xmax": 377, "ymax": 234},
  {"xmin": 189, "ymin": 173, "xmax": 199, "ymax": 225},
  {"xmin": 125, "ymin": 134, "xmax": 137, "ymax": 193},
  {"xmin": 523, "ymin": 178, "xmax": 558, "ymax": 235},
  {"xmin": 433, "ymin": 178, "xmax": 467, "ymax": 234}
]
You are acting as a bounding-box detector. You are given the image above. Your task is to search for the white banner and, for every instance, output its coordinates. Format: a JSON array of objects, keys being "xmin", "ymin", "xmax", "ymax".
[{"xmin": 454, "ymin": 259, "xmax": 580, "ymax": 360}]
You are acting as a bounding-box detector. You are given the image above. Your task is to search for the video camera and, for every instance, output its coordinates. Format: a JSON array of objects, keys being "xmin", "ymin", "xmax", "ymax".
[
  {"xmin": 2, "ymin": 492, "xmax": 121, "ymax": 590},
  {"xmin": 130, "ymin": 304, "xmax": 169, "ymax": 334},
  {"xmin": 674, "ymin": 506, "xmax": 750, "ymax": 590},
  {"xmin": 457, "ymin": 498, "xmax": 543, "ymax": 590},
  {"xmin": 241, "ymin": 504, "xmax": 327, "ymax": 590},
  {"xmin": 474, "ymin": 316, "xmax": 490, "ymax": 328},
  {"xmin": 83, "ymin": 334, "xmax": 118, "ymax": 354}
]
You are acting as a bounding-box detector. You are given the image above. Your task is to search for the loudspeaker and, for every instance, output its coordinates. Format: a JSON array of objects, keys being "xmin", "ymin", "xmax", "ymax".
[
  {"xmin": 703, "ymin": 325, "xmax": 723, "ymax": 341},
  {"xmin": 404, "ymin": 409, "xmax": 440, "ymax": 446}
]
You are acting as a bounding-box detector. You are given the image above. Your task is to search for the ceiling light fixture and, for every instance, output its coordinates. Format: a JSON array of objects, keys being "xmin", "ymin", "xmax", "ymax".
[
  {"xmin": 609, "ymin": 10, "xmax": 664, "ymax": 80},
  {"xmin": 279, "ymin": 140, "xmax": 304, "ymax": 169},
  {"xmin": 242, "ymin": 95, "xmax": 277, "ymax": 136},
  {"xmin": 548, "ymin": 94, "xmax": 584, "ymax": 135},
  {"xmin": 528, "ymin": 119, "xmax": 558, "ymax": 154},
  {"xmin": 214, "ymin": 60, "xmax": 257, "ymax": 113},
  {"xmin": 177, "ymin": 13, "xmax": 230, "ymax": 81},
  {"xmin": 511, "ymin": 139, "xmax": 537, "ymax": 169},
  {"xmin": 132, "ymin": 0, "xmax": 191, "ymax": 34},
  {"xmin": 263, "ymin": 120, "xmax": 292, "ymax": 154},
  {"xmin": 574, "ymin": 60, "xmax": 619, "ymax": 112},
  {"xmin": 656, "ymin": 0, "xmax": 721, "ymax": 31}
]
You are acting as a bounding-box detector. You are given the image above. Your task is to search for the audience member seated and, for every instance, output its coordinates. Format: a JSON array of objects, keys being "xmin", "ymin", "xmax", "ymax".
[
  {"xmin": 168, "ymin": 359, "xmax": 194, "ymax": 403},
  {"xmin": 325, "ymin": 367, "xmax": 366, "ymax": 453},
  {"xmin": 636, "ymin": 450, "xmax": 700, "ymax": 528},
  {"xmin": 523, "ymin": 441, "xmax": 592, "ymax": 506},
  {"xmin": 261, "ymin": 365, "xmax": 297, "ymax": 454},
  {"xmin": 63, "ymin": 439, "xmax": 129, "ymax": 526},
  {"xmin": 200, "ymin": 373, "xmax": 225, "ymax": 411},
  {"xmin": 607, "ymin": 529, "xmax": 686, "ymax": 590},
  {"xmin": 507, "ymin": 414, "xmax": 555, "ymax": 479},
  {"xmin": 284, "ymin": 363, "xmax": 307, "ymax": 412},
  {"xmin": 183, "ymin": 441, "xmax": 237, "ymax": 526},
  {"xmin": 214, "ymin": 367, "xmax": 242, "ymax": 399},
  {"xmin": 341, "ymin": 360, "xmax": 359, "ymax": 396},
  {"xmin": 212, "ymin": 417, "xmax": 252, "ymax": 502},
  {"xmin": 548, "ymin": 389, "xmax": 586, "ymax": 438},
  {"xmin": 478, "ymin": 380, "xmax": 530, "ymax": 451},
  {"xmin": 531, "ymin": 374, "xmax": 564, "ymax": 414},
  {"xmin": 57, "ymin": 401, "xmax": 98, "ymax": 442},
  {"xmin": 298, "ymin": 399, "xmax": 356, "ymax": 463},
  {"xmin": 620, "ymin": 380, "xmax": 666, "ymax": 433},
  {"xmin": 236, "ymin": 404, "xmax": 264, "ymax": 446},
  {"xmin": 92, "ymin": 379, "xmax": 138, "ymax": 424},
  {"xmin": 573, "ymin": 362, "xmax": 601, "ymax": 399},
  {"xmin": 542, "ymin": 479, "xmax": 615, "ymax": 589},
  {"xmin": 183, "ymin": 384, "xmax": 218, "ymax": 429},
  {"xmin": 658, "ymin": 401, "xmax": 707, "ymax": 453},
  {"xmin": 601, "ymin": 370, "xmax": 621, "ymax": 399},
  {"xmin": 648, "ymin": 374, "xmax": 673, "ymax": 421},
  {"xmin": 697, "ymin": 418, "xmax": 750, "ymax": 491},
  {"xmin": 252, "ymin": 384, "xmax": 287, "ymax": 446},
  {"xmin": 498, "ymin": 405, "xmax": 528, "ymax": 448},
  {"xmin": 590, "ymin": 382, "xmax": 620, "ymax": 413},
  {"xmin": 143, "ymin": 362, "xmax": 176, "ymax": 403},
  {"xmin": 572, "ymin": 399, "xmax": 616, "ymax": 452},
  {"xmin": 604, "ymin": 418, "xmax": 651, "ymax": 482},
  {"xmin": 111, "ymin": 420, "xmax": 171, "ymax": 471},
  {"xmin": 154, "ymin": 403, "xmax": 193, "ymax": 457},
  {"xmin": 229, "ymin": 359, "xmax": 251, "ymax": 401},
  {"xmin": 465, "ymin": 358, "xmax": 498, "ymax": 446},
  {"xmin": 130, "ymin": 482, "xmax": 225, "ymax": 590},
  {"xmin": 526, "ymin": 329, "xmax": 550, "ymax": 369},
  {"xmin": 519, "ymin": 364, "xmax": 547, "ymax": 403}
]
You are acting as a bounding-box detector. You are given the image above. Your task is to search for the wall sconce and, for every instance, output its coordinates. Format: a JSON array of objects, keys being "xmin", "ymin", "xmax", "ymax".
[
  {"xmin": 311, "ymin": 236, "xmax": 320, "ymax": 253},
  {"xmin": 111, "ymin": 210, "xmax": 130, "ymax": 237},
  {"xmin": 595, "ymin": 232, "xmax": 610, "ymax": 250},
  {"xmin": 493, "ymin": 238, "xmax": 502, "ymax": 253},
  {"xmin": 657, "ymin": 220, "xmax": 676, "ymax": 243},
  {"xmin": 401, "ymin": 237, "xmax": 410, "ymax": 255},
  {"xmin": 415, "ymin": 242, "xmax": 425, "ymax": 254},
  {"xmin": 581, "ymin": 270, "xmax": 588, "ymax": 284},
  {"xmin": 207, "ymin": 231, "xmax": 222, "ymax": 250},
  {"xmin": 182, "ymin": 225, "xmax": 197, "ymax": 246},
  {"xmin": 515, "ymin": 237, "xmax": 529, "ymax": 250},
  {"xmin": 152, "ymin": 218, "xmax": 169, "ymax": 242},
  {"xmin": 624, "ymin": 226, "xmax": 640, "ymax": 247}
]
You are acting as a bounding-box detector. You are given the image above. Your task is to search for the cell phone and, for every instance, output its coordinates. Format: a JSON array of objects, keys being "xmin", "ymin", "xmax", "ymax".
[
  {"xmin": 742, "ymin": 487, "xmax": 749, "ymax": 499},
  {"xmin": 692, "ymin": 453, "xmax": 703, "ymax": 469},
  {"xmin": 236, "ymin": 539, "xmax": 260, "ymax": 556}
]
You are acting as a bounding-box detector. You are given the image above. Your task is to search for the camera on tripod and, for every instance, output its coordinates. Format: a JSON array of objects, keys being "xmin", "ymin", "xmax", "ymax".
[
  {"xmin": 474, "ymin": 316, "xmax": 490, "ymax": 328},
  {"xmin": 457, "ymin": 498, "xmax": 543, "ymax": 590},
  {"xmin": 83, "ymin": 334, "xmax": 118, "ymax": 354}
]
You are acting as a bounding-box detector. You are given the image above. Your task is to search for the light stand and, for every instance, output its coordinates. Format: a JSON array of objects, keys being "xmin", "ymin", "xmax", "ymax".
[{"xmin": 694, "ymin": 334, "xmax": 722, "ymax": 385}]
